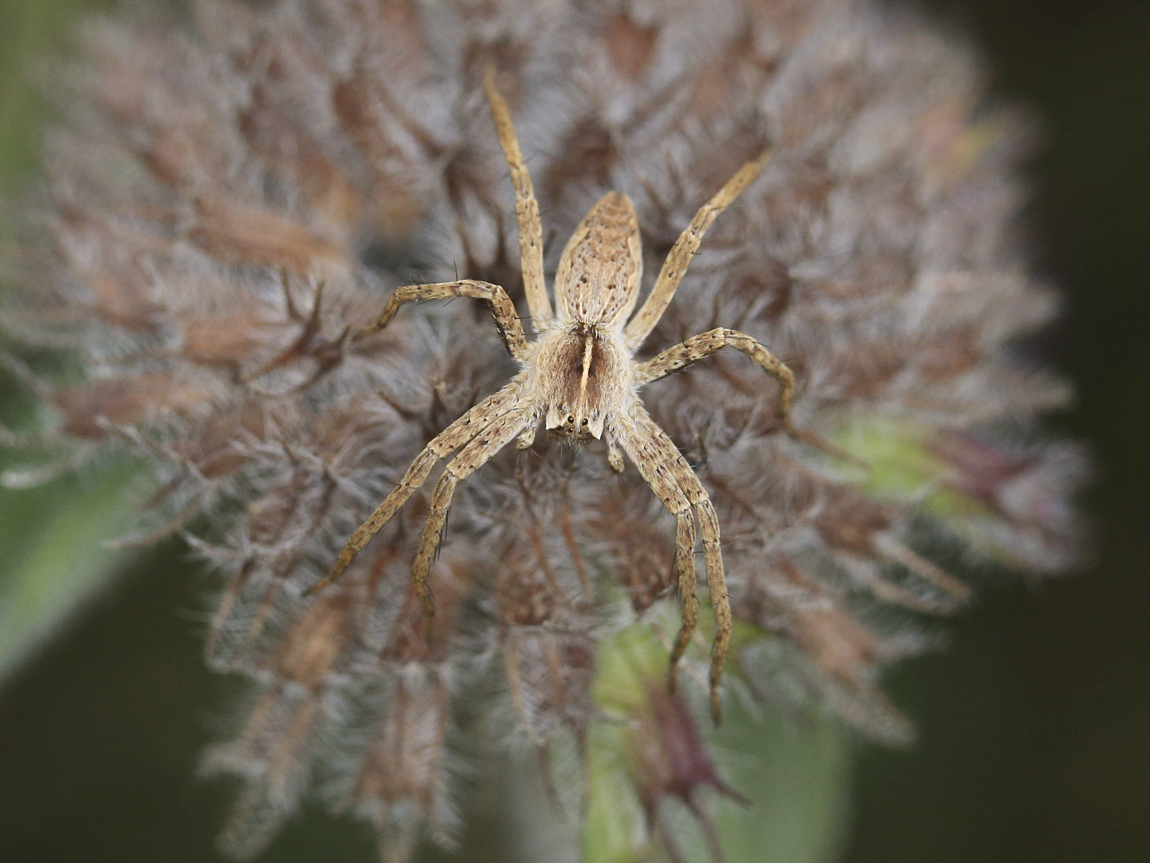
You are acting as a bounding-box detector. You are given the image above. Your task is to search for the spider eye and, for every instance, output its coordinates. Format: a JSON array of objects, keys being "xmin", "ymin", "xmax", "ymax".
[
  {"xmin": 567, "ymin": 415, "xmax": 575, "ymax": 424},
  {"xmin": 581, "ymin": 418, "xmax": 588, "ymax": 426}
]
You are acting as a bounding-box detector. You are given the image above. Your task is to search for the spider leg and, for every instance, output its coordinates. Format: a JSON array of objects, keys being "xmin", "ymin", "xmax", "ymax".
[
  {"xmin": 354, "ymin": 279, "xmax": 528, "ymax": 361},
  {"xmin": 623, "ymin": 150, "xmax": 771, "ymax": 350},
  {"xmin": 614, "ymin": 408, "xmax": 709, "ymax": 713},
  {"xmin": 694, "ymin": 496, "xmax": 731, "ymax": 725},
  {"xmin": 410, "ymin": 409, "xmax": 530, "ymax": 616},
  {"xmin": 304, "ymin": 381, "xmax": 524, "ymax": 597},
  {"xmin": 483, "ymin": 66, "xmax": 553, "ymax": 331},
  {"xmin": 635, "ymin": 327, "xmax": 861, "ymax": 464}
]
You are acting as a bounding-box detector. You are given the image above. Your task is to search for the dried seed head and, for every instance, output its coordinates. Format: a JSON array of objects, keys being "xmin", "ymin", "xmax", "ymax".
[{"xmin": 2, "ymin": 0, "xmax": 1087, "ymax": 859}]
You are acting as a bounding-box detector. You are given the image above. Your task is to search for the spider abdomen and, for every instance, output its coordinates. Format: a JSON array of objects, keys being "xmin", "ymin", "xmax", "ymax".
[{"xmin": 554, "ymin": 192, "xmax": 643, "ymax": 327}]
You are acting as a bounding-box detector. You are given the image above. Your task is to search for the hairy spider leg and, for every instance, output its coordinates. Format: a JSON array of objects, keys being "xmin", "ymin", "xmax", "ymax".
[
  {"xmin": 305, "ymin": 382, "xmax": 524, "ymax": 596},
  {"xmin": 640, "ymin": 413, "xmax": 732, "ymax": 724},
  {"xmin": 410, "ymin": 409, "xmax": 532, "ymax": 615},
  {"xmin": 636, "ymin": 327, "xmax": 861, "ymax": 464},
  {"xmin": 676, "ymin": 480, "xmax": 730, "ymax": 725},
  {"xmin": 484, "ymin": 66, "xmax": 553, "ymax": 330},
  {"xmin": 614, "ymin": 405, "xmax": 728, "ymax": 716},
  {"xmin": 623, "ymin": 150, "xmax": 772, "ymax": 350},
  {"xmin": 354, "ymin": 279, "xmax": 528, "ymax": 361}
]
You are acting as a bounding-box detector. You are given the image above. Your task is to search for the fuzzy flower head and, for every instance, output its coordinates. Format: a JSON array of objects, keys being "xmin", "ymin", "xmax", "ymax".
[{"xmin": 2, "ymin": 0, "xmax": 1086, "ymax": 859}]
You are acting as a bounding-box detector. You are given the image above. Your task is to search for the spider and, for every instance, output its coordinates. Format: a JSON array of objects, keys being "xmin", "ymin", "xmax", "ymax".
[{"xmin": 307, "ymin": 68, "xmax": 843, "ymax": 722}]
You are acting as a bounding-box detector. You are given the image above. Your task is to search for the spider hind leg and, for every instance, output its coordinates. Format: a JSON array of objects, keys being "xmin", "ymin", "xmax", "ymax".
[{"xmin": 615, "ymin": 406, "xmax": 732, "ymax": 724}]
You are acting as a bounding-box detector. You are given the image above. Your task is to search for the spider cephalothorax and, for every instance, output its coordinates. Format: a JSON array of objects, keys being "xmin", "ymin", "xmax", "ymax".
[{"xmin": 309, "ymin": 68, "xmax": 841, "ymax": 722}]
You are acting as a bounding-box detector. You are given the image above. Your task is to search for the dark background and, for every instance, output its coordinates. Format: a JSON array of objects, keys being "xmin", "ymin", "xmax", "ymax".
[
  {"xmin": 848, "ymin": 2, "xmax": 1150, "ymax": 862},
  {"xmin": 0, "ymin": 1, "xmax": 1146, "ymax": 862}
]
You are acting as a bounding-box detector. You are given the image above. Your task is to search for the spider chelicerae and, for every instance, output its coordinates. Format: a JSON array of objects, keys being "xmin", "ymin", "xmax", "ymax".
[{"xmin": 309, "ymin": 68, "xmax": 845, "ymax": 722}]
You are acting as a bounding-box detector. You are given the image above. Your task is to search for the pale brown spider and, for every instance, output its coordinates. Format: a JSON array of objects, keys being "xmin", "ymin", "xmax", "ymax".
[{"xmin": 308, "ymin": 68, "xmax": 842, "ymax": 722}]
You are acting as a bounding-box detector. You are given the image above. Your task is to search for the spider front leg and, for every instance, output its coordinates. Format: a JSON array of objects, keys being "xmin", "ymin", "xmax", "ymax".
[
  {"xmin": 483, "ymin": 67, "xmax": 553, "ymax": 330},
  {"xmin": 355, "ymin": 279, "xmax": 528, "ymax": 361},
  {"xmin": 410, "ymin": 410, "xmax": 531, "ymax": 616},
  {"xmin": 304, "ymin": 382, "xmax": 522, "ymax": 597},
  {"xmin": 624, "ymin": 150, "xmax": 771, "ymax": 350},
  {"xmin": 636, "ymin": 327, "xmax": 860, "ymax": 464}
]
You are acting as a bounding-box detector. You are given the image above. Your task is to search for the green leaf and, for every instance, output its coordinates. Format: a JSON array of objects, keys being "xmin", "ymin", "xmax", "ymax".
[
  {"xmin": 836, "ymin": 416, "xmax": 985, "ymax": 519},
  {"xmin": 0, "ymin": 0, "xmax": 116, "ymax": 191},
  {"xmin": 0, "ymin": 459, "xmax": 141, "ymax": 683},
  {"xmin": 690, "ymin": 699, "xmax": 851, "ymax": 863}
]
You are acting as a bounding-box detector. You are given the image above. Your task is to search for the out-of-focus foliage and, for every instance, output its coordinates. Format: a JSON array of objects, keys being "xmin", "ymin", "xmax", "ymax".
[{"xmin": 0, "ymin": 0, "xmax": 137, "ymax": 689}]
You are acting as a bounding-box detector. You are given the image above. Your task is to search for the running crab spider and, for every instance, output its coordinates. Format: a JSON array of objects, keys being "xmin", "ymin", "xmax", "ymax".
[{"xmin": 307, "ymin": 67, "xmax": 846, "ymax": 722}]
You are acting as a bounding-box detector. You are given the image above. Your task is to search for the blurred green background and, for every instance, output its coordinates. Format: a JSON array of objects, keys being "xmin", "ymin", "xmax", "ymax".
[{"xmin": 0, "ymin": 1, "xmax": 1146, "ymax": 861}]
